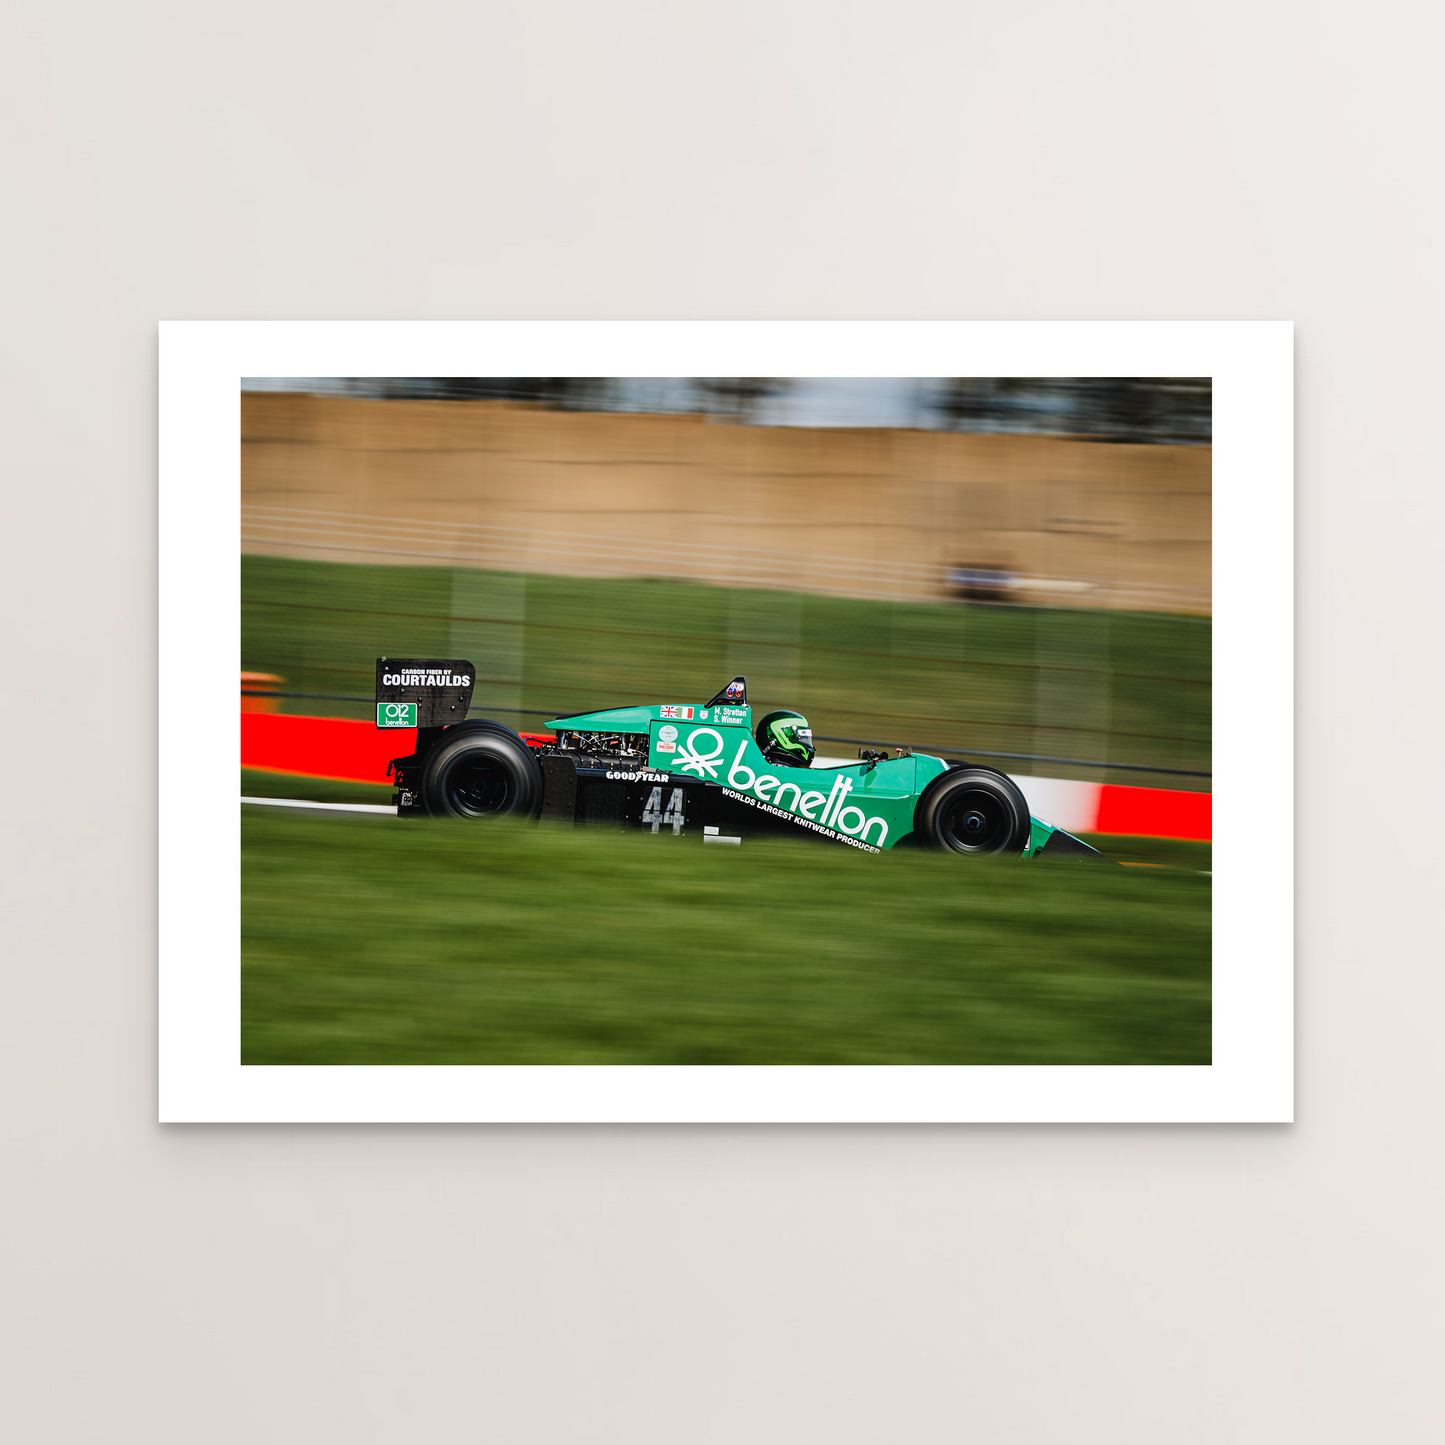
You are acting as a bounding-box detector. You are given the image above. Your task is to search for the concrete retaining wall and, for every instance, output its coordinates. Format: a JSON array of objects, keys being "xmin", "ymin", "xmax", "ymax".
[{"xmin": 242, "ymin": 392, "xmax": 1211, "ymax": 612}]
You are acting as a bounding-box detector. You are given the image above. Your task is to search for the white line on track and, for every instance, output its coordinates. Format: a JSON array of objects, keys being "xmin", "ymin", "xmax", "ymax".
[{"xmin": 242, "ymin": 796, "xmax": 396, "ymax": 815}]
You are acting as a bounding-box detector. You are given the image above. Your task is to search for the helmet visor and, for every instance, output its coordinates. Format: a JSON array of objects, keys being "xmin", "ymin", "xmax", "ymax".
[{"xmin": 769, "ymin": 718, "xmax": 814, "ymax": 763}]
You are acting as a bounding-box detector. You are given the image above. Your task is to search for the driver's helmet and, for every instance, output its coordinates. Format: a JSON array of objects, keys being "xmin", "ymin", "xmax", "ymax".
[{"xmin": 754, "ymin": 710, "xmax": 815, "ymax": 769}]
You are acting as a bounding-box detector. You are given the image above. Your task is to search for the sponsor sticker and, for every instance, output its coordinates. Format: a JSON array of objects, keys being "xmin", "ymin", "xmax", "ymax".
[
  {"xmin": 724, "ymin": 680, "xmax": 745, "ymax": 700},
  {"xmin": 379, "ymin": 671, "xmax": 471, "ymax": 687},
  {"xmin": 719, "ymin": 735, "xmax": 890, "ymax": 846},
  {"xmin": 673, "ymin": 727, "xmax": 726, "ymax": 777},
  {"xmin": 719, "ymin": 785, "xmax": 881, "ymax": 852},
  {"xmin": 377, "ymin": 702, "xmax": 417, "ymax": 728}
]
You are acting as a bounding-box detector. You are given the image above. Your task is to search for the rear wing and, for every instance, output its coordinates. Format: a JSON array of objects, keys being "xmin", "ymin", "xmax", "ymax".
[{"xmin": 375, "ymin": 658, "xmax": 476, "ymax": 729}]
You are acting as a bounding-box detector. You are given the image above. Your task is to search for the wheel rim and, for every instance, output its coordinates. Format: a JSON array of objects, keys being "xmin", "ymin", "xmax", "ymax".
[
  {"xmin": 939, "ymin": 787, "xmax": 1013, "ymax": 852},
  {"xmin": 440, "ymin": 752, "xmax": 516, "ymax": 817}
]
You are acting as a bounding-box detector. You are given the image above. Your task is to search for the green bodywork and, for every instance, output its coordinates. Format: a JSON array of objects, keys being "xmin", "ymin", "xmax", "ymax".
[{"xmin": 548, "ymin": 699, "xmax": 1075, "ymax": 857}]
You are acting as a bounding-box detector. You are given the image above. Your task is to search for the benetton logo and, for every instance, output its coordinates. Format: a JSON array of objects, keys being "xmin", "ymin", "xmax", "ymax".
[{"xmin": 696, "ymin": 733, "xmax": 890, "ymax": 846}]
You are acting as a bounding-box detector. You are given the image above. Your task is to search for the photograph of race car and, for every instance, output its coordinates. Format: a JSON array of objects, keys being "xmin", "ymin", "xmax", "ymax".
[
  {"xmin": 236, "ymin": 369, "xmax": 1213, "ymax": 1074},
  {"xmin": 380, "ymin": 660, "xmax": 1113, "ymax": 861}
]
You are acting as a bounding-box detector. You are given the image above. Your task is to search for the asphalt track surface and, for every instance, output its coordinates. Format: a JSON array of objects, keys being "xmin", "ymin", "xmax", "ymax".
[{"xmin": 242, "ymin": 795, "xmax": 395, "ymax": 815}]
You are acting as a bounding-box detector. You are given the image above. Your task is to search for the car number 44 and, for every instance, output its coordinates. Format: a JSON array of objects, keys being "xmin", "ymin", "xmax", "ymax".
[{"xmin": 642, "ymin": 786, "xmax": 687, "ymax": 835}]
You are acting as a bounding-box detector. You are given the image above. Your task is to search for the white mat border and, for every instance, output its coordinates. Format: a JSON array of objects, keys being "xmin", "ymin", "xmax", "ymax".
[{"xmin": 160, "ymin": 320, "xmax": 1291, "ymax": 1122}]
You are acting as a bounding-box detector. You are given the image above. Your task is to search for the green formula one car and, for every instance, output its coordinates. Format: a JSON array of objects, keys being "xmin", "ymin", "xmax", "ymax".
[{"xmin": 377, "ymin": 659, "xmax": 1110, "ymax": 861}]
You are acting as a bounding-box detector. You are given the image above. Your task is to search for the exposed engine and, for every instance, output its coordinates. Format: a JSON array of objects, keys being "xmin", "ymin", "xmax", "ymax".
[{"xmin": 535, "ymin": 730, "xmax": 653, "ymax": 769}]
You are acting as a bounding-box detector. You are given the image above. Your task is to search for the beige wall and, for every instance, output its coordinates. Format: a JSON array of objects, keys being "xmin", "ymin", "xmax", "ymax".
[{"xmin": 242, "ymin": 392, "xmax": 1211, "ymax": 612}]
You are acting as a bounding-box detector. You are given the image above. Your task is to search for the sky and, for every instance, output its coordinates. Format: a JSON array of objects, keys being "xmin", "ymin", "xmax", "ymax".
[
  {"xmin": 239, "ymin": 376, "xmax": 1208, "ymax": 442},
  {"xmin": 241, "ymin": 376, "xmax": 945, "ymax": 429}
]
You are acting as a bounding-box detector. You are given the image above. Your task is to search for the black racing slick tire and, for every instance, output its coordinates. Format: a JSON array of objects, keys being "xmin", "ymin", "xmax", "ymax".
[
  {"xmin": 419, "ymin": 722, "xmax": 543, "ymax": 820},
  {"xmin": 913, "ymin": 766, "xmax": 1032, "ymax": 855}
]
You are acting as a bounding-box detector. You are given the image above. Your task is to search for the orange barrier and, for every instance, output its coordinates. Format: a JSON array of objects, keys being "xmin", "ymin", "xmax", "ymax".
[{"xmin": 240, "ymin": 672, "xmax": 285, "ymax": 714}]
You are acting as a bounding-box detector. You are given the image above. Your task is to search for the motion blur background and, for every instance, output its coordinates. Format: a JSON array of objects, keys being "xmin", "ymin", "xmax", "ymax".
[{"xmin": 241, "ymin": 376, "xmax": 1210, "ymax": 790}]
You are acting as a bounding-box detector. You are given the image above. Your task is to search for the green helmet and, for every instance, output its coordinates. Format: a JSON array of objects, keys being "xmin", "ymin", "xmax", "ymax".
[{"xmin": 755, "ymin": 710, "xmax": 815, "ymax": 769}]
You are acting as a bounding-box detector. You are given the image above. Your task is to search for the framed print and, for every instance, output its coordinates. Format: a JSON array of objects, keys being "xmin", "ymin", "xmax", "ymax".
[{"xmin": 159, "ymin": 321, "xmax": 1292, "ymax": 1121}]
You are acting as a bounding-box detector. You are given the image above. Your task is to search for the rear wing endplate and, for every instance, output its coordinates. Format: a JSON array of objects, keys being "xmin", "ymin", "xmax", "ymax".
[{"xmin": 375, "ymin": 658, "xmax": 476, "ymax": 728}]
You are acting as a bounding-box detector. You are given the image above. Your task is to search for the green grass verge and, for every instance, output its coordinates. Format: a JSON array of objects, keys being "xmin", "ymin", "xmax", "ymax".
[
  {"xmin": 242, "ymin": 807, "xmax": 1211, "ymax": 1065},
  {"xmin": 242, "ymin": 554, "xmax": 1211, "ymax": 789}
]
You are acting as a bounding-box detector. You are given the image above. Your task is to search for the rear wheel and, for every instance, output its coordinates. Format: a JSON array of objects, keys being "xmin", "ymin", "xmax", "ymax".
[
  {"xmin": 914, "ymin": 767, "xmax": 1031, "ymax": 855},
  {"xmin": 420, "ymin": 723, "xmax": 543, "ymax": 820}
]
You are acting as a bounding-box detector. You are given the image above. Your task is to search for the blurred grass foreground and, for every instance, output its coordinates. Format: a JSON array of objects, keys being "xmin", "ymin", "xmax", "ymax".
[{"xmin": 242, "ymin": 809, "xmax": 1210, "ymax": 1066}]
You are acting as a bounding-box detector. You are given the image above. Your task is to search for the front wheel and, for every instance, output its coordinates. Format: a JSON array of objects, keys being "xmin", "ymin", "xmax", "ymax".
[
  {"xmin": 913, "ymin": 767, "xmax": 1032, "ymax": 855},
  {"xmin": 420, "ymin": 723, "xmax": 543, "ymax": 820}
]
